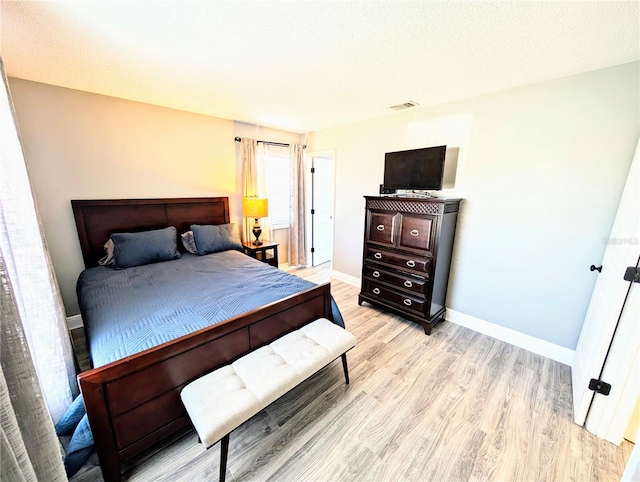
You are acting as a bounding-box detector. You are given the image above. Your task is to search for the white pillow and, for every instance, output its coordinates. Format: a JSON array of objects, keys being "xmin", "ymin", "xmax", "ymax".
[
  {"xmin": 98, "ymin": 239, "xmax": 115, "ymax": 266},
  {"xmin": 181, "ymin": 231, "xmax": 198, "ymax": 254}
]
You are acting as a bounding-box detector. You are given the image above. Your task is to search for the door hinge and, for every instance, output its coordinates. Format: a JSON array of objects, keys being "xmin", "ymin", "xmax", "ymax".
[
  {"xmin": 623, "ymin": 266, "xmax": 640, "ymax": 283},
  {"xmin": 311, "ymin": 167, "xmax": 315, "ymax": 173},
  {"xmin": 311, "ymin": 209, "xmax": 315, "ymax": 215},
  {"xmin": 311, "ymin": 247, "xmax": 315, "ymax": 253},
  {"xmin": 588, "ymin": 378, "xmax": 611, "ymax": 396}
]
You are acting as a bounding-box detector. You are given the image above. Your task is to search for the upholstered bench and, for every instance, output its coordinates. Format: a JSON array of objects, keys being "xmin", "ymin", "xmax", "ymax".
[{"xmin": 180, "ymin": 318, "xmax": 357, "ymax": 482}]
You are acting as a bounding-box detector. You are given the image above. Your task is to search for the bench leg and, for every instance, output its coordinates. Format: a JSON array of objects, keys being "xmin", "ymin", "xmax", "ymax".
[
  {"xmin": 341, "ymin": 353, "xmax": 350, "ymax": 385},
  {"xmin": 220, "ymin": 434, "xmax": 230, "ymax": 482}
]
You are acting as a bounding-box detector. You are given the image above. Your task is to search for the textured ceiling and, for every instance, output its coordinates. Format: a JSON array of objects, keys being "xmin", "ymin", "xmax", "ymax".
[{"xmin": 1, "ymin": 1, "xmax": 638, "ymax": 133}]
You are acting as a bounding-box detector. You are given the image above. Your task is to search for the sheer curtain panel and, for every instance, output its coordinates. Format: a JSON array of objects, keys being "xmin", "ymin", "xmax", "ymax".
[
  {"xmin": 241, "ymin": 137, "xmax": 258, "ymax": 242},
  {"xmin": 241, "ymin": 137, "xmax": 258, "ymax": 197},
  {"xmin": 241, "ymin": 137, "xmax": 274, "ymax": 242},
  {"xmin": 289, "ymin": 144, "xmax": 307, "ymax": 266},
  {"xmin": 1, "ymin": 255, "xmax": 67, "ymax": 481},
  {"xmin": 0, "ymin": 57, "xmax": 67, "ymax": 480},
  {"xmin": 0, "ymin": 58, "xmax": 77, "ymax": 423},
  {"xmin": 256, "ymin": 143, "xmax": 276, "ymax": 240}
]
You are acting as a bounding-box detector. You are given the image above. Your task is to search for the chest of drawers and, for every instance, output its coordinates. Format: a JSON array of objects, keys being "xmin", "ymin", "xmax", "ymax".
[{"xmin": 358, "ymin": 196, "xmax": 461, "ymax": 334}]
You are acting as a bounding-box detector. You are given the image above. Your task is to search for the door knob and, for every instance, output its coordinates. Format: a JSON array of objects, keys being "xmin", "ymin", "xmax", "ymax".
[{"xmin": 590, "ymin": 265, "xmax": 602, "ymax": 273}]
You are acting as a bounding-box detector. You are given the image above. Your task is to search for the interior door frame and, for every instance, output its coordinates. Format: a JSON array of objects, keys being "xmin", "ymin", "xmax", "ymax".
[{"xmin": 304, "ymin": 149, "xmax": 336, "ymax": 267}]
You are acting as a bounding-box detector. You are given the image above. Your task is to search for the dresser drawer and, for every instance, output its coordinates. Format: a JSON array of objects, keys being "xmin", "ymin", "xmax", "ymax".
[
  {"xmin": 398, "ymin": 214, "xmax": 436, "ymax": 253},
  {"xmin": 365, "ymin": 246, "xmax": 431, "ymax": 274},
  {"xmin": 366, "ymin": 211, "xmax": 396, "ymax": 247},
  {"xmin": 363, "ymin": 281, "xmax": 426, "ymax": 315},
  {"xmin": 364, "ymin": 265, "xmax": 428, "ymax": 296}
]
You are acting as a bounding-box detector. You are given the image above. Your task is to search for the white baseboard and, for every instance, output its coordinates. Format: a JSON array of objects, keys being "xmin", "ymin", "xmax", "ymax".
[
  {"xmin": 445, "ymin": 309, "xmax": 575, "ymax": 366},
  {"xmin": 331, "ymin": 270, "xmax": 361, "ymax": 287},
  {"xmin": 66, "ymin": 314, "xmax": 84, "ymax": 330}
]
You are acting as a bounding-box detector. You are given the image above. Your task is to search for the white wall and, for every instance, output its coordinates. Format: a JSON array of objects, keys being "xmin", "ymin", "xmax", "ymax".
[
  {"xmin": 308, "ymin": 62, "xmax": 639, "ymax": 349},
  {"xmin": 8, "ymin": 79, "xmax": 300, "ymax": 316}
]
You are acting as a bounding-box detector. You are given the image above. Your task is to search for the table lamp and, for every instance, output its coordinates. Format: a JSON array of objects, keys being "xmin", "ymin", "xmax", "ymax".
[{"xmin": 243, "ymin": 197, "xmax": 269, "ymax": 245}]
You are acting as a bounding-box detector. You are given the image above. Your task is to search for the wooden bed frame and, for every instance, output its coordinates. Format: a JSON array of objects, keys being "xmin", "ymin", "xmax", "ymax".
[{"xmin": 71, "ymin": 197, "xmax": 333, "ymax": 482}]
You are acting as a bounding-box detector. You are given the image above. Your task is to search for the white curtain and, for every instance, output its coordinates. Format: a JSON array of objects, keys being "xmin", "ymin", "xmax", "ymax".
[
  {"xmin": 0, "ymin": 59, "xmax": 77, "ymax": 421},
  {"xmin": 256, "ymin": 143, "xmax": 273, "ymax": 242},
  {"xmin": 240, "ymin": 138, "xmax": 273, "ymax": 243},
  {"xmin": 1, "ymin": 254, "xmax": 67, "ymax": 481},
  {"xmin": 241, "ymin": 137, "xmax": 258, "ymax": 198},
  {"xmin": 0, "ymin": 58, "xmax": 69, "ymax": 479},
  {"xmin": 289, "ymin": 144, "xmax": 307, "ymax": 266},
  {"xmin": 240, "ymin": 137, "xmax": 258, "ymax": 242}
]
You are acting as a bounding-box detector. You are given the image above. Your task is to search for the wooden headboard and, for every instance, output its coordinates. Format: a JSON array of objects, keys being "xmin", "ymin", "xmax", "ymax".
[{"xmin": 71, "ymin": 197, "xmax": 231, "ymax": 268}]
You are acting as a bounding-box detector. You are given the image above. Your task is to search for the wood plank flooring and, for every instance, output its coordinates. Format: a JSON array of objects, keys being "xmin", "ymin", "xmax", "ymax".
[{"xmin": 71, "ymin": 262, "xmax": 633, "ymax": 481}]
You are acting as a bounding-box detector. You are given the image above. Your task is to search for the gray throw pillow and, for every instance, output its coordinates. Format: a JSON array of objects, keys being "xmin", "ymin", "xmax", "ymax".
[
  {"xmin": 190, "ymin": 223, "xmax": 242, "ymax": 255},
  {"xmin": 111, "ymin": 226, "xmax": 181, "ymax": 269}
]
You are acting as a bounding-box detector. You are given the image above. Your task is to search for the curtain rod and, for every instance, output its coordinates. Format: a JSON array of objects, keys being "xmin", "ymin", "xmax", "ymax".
[{"xmin": 234, "ymin": 136, "xmax": 306, "ymax": 149}]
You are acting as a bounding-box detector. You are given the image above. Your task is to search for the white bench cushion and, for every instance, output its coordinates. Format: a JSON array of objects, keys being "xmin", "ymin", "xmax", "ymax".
[
  {"xmin": 231, "ymin": 346, "xmax": 300, "ymax": 406},
  {"xmin": 181, "ymin": 318, "xmax": 356, "ymax": 448}
]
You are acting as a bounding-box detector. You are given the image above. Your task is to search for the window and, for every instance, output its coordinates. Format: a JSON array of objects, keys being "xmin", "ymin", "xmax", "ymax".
[{"xmin": 263, "ymin": 146, "xmax": 291, "ymax": 227}]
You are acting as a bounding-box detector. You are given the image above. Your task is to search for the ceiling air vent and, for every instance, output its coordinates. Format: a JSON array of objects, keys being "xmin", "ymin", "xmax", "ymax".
[{"xmin": 390, "ymin": 100, "xmax": 419, "ymax": 111}]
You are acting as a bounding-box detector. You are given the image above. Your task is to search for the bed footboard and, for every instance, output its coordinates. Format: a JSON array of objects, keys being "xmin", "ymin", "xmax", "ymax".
[{"xmin": 79, "ymin": 283, "xmax": 333, "ymax": 482}]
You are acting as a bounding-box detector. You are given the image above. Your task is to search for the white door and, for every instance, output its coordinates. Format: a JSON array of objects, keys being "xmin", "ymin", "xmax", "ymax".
[
  {"xmin": 310, "ymin": 156, "xmax": 335, "ymax": 266},
  {"xmin": 585, "ymin": 263, "xmax": 638, "ymax": 443},
  {"xmin": 572, "ymin": 139, "xmax": 640, "ymax": 428}
]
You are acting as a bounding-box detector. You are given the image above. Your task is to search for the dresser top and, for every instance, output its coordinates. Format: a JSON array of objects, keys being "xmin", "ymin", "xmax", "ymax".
[
  {"xmin": 364, "ymin": 195, "xmax": 462, "ymax": 204},
  {"xmin": 364, "ymin": 195, "xmax": 461, "ymax": 215}
]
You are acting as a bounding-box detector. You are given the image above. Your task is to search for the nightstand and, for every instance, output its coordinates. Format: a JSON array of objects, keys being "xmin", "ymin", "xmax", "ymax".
[{"xmin": 242, "ymin": 240, "xmax": 279, "ymax": 268}]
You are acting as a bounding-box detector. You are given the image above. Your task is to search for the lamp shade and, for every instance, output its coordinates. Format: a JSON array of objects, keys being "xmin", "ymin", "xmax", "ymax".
[{"xmin": 243, "ymin": 197, "xmax": 269, "ymax": 218}]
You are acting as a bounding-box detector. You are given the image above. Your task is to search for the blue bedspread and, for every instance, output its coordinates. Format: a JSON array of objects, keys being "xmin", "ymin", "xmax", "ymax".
[
  {"xmin": 77, "ymin": 250, "xmax": 343, "ymax": 368},
  {"xmin": 65, "ymin": 250, "xmax": 342, "ymax": 476}
]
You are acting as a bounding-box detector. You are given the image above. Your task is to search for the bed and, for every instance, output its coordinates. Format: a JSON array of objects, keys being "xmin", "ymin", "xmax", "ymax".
[{"xmin": 71, "ymin": 197, "xmax": 338, "ymax": 482}]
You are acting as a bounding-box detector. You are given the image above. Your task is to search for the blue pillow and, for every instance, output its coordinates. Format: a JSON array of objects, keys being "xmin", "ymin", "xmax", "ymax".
[
  {"xmin": 111, "ymin": 227, "xmax": 181, "ymax": 269},
  {"xmin": 64, "ymin": 414, "xmax": 94, "ymax": 477},
  {"xmin": 55, "ymin": 394, "xmax": 86, "ymax": 436},
  {"xmin": 191, "ymin": 224, "xmax": 242, "ymax": 255}
]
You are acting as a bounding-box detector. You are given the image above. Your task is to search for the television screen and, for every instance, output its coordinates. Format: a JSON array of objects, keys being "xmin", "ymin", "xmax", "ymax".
[{"xmin": 383, "ymin": 146, "xmax": 447, "ymax": 191}]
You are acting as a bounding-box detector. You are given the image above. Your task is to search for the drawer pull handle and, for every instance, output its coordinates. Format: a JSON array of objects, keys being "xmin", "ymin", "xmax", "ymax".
[
  {"xmin": 406, "ymin": 260, "xmax": 416, "ymax": 268},
  {"xmin": 372, "ymin": 288, "xmax": 381, "ymax": 295},
  {"xmin": 410, "ymin": 229, "xmax": 420, "ymax": 236},
  {"xmin": 376, "ymin": 224, "xmax": 385, "ymax": 231},
  {"xmin": 372, "ymin": 271, "xmax": 380, "ymax": 278},
  {"xmin": 404, "ymin": 280, "xmax": 413, "ymax": 288},
  {"xmin": 374, "ymin": 252, "xmax": 382, "ymax": 259},
  {"xmin": 404, "ymin": 299, "xmax": 412, "ymax": 306}
]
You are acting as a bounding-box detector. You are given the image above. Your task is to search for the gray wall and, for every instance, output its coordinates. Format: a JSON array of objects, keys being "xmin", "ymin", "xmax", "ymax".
[{"xmin": 308, "ymin": 62, "xmax": 640, "ymax": 349}]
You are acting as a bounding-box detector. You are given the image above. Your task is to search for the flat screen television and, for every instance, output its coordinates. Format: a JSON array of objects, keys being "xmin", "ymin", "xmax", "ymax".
[{"xmin": 383, "ymin": 145, "xmax": 447, "ymax": 191}]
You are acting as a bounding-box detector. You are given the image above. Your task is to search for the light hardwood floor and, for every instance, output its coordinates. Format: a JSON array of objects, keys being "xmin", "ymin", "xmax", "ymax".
[{"xmin": 71, "ymin": 263, "xmax": 633, "ymax": 481}]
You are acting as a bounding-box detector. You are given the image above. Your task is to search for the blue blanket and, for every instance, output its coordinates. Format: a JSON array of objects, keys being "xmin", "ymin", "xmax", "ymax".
[
  {"xmin": 78, "ymin": 249, "xmax": 343, "ymax": 368},
  {"xmin": 65, "ymin": 250, "xmax": 343, "ymax": 476}
]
